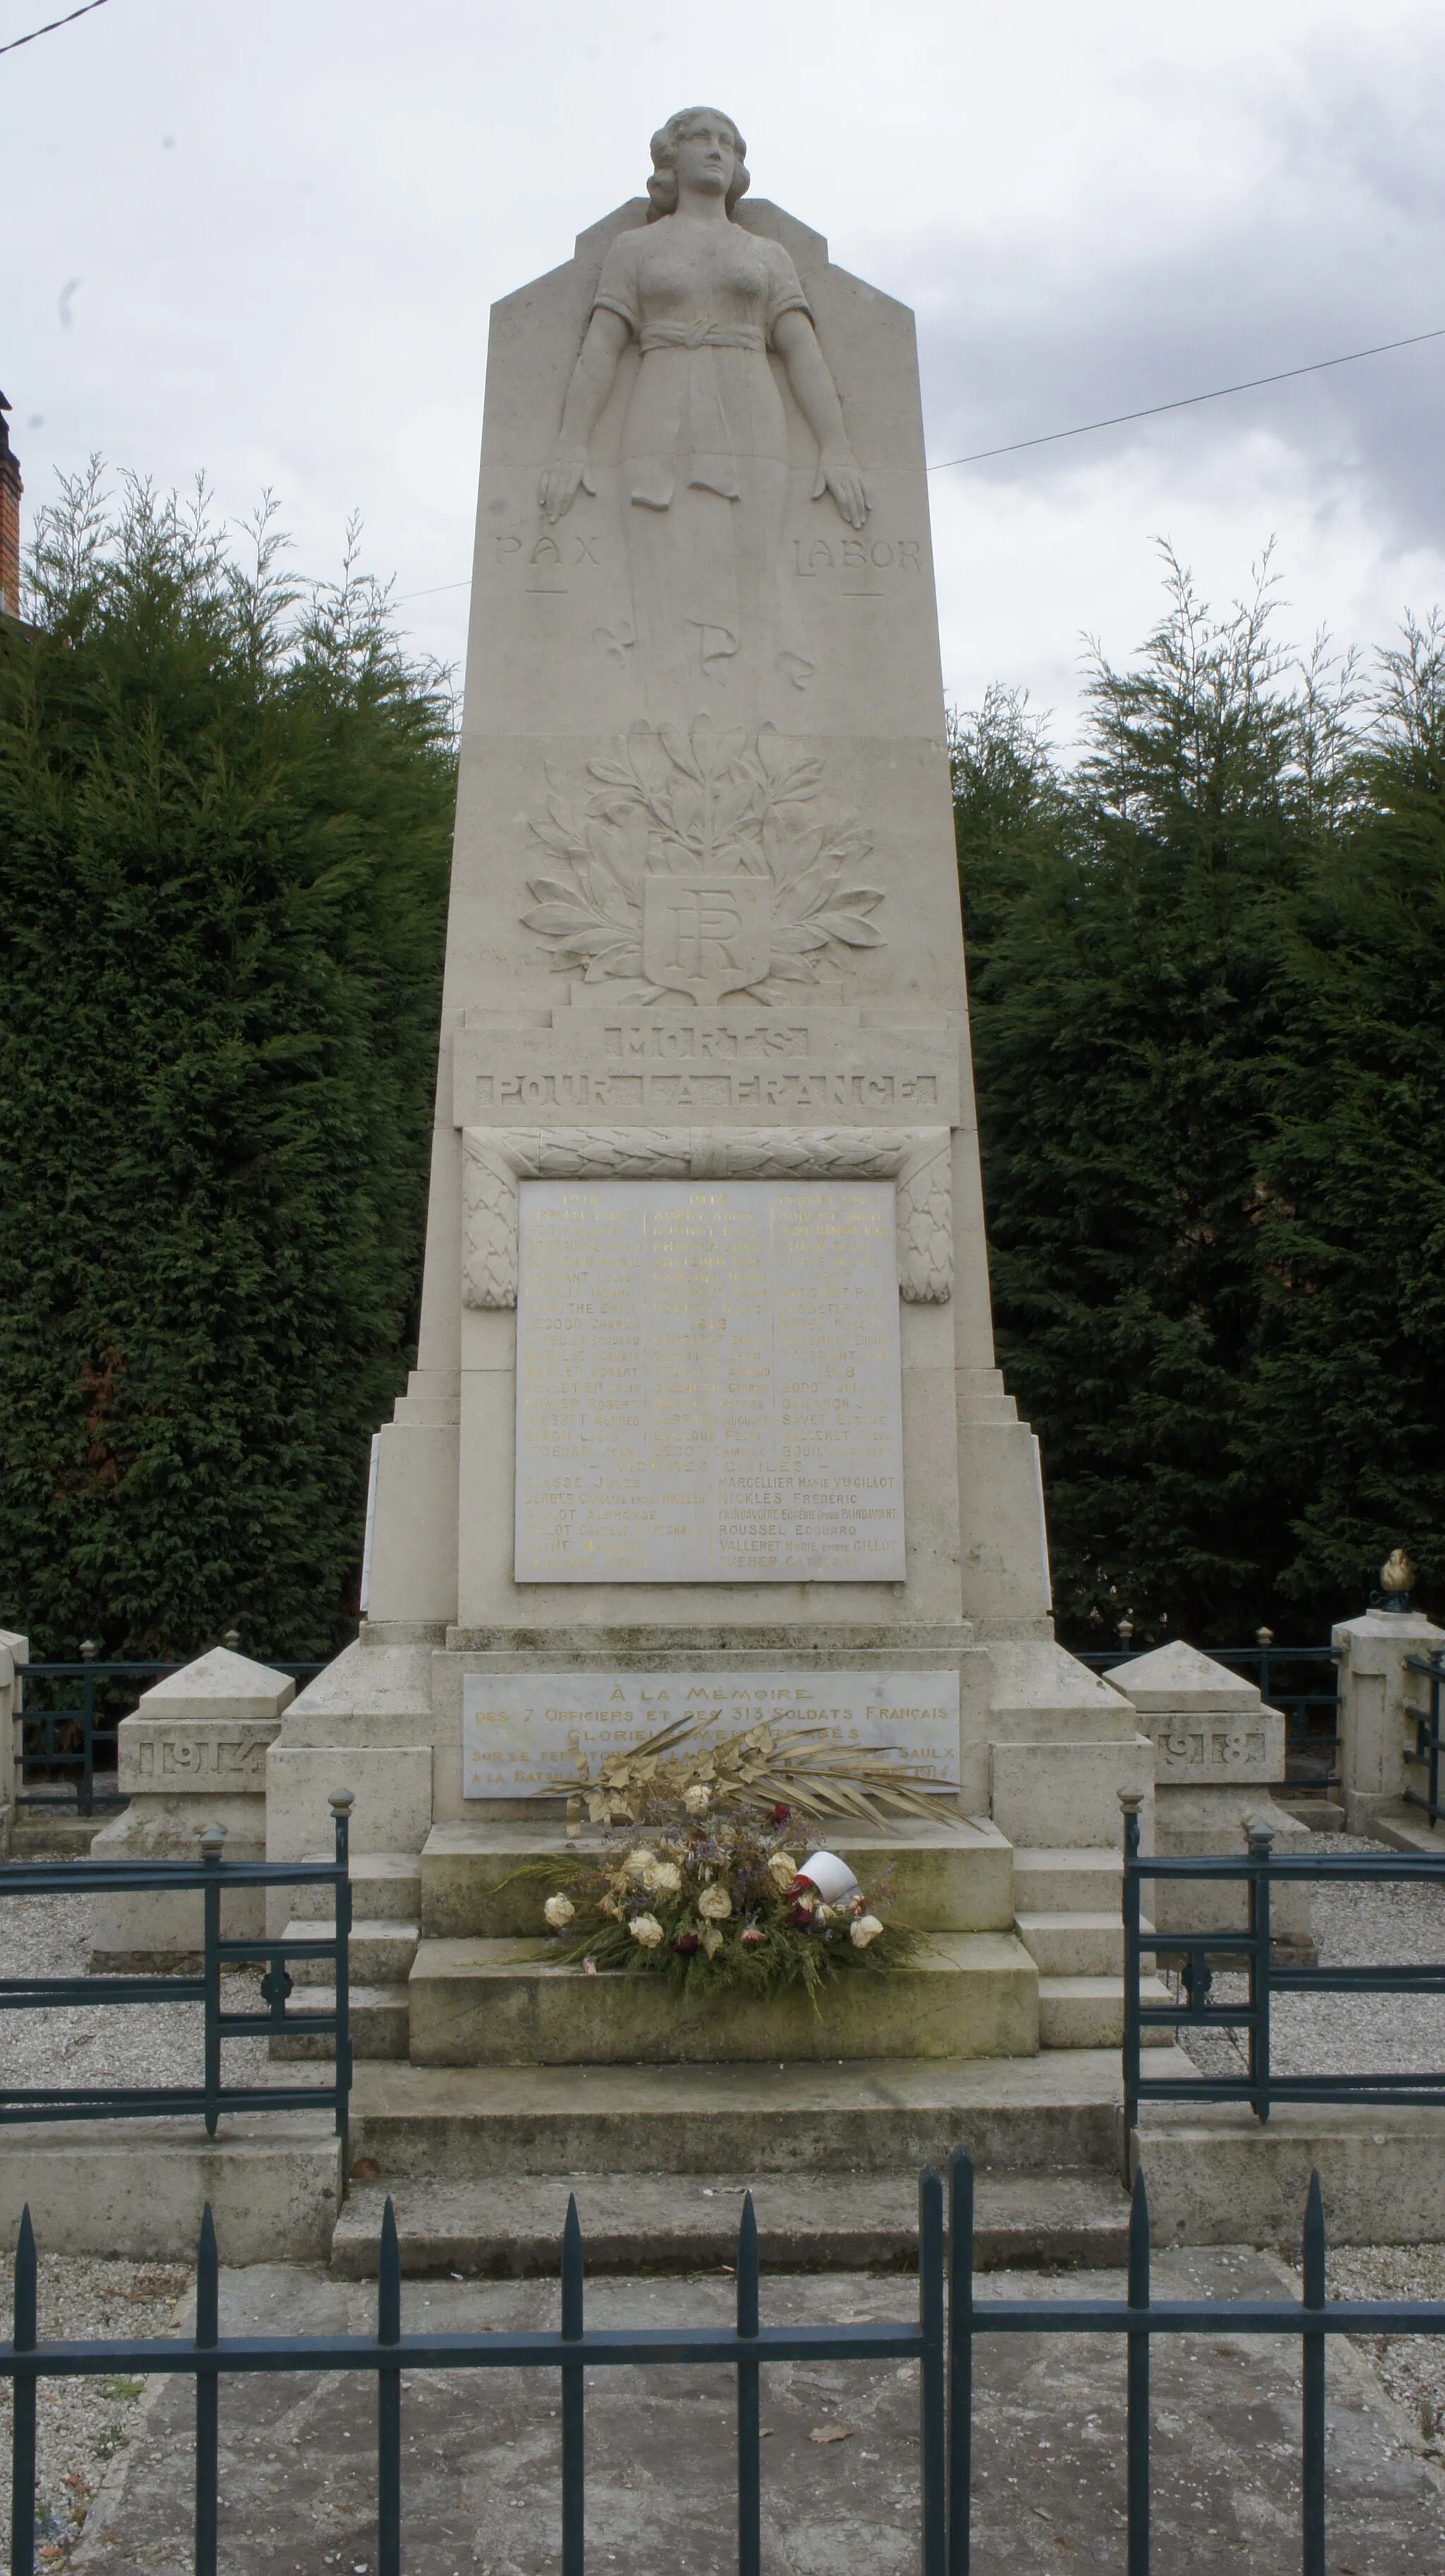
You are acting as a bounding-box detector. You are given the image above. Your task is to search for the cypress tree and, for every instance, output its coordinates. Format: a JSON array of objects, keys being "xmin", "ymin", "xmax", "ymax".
[
  {"xmin": 0, "ymin": 471, "xmax": 454, "ymax": 1657},
  {"xmin": 957, "ymin": 552, "xmax": 1441, "ymax": 1645}
]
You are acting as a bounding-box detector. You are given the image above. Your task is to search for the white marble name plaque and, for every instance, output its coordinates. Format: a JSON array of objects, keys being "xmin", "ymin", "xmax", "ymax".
[
  {"xmin": 463, "ymin": 1670, "xmax": 959, "ymax": 1799},
  {"xmin": 512, "ymin": 1178, "xmax": 905, "ymax": 1583}
]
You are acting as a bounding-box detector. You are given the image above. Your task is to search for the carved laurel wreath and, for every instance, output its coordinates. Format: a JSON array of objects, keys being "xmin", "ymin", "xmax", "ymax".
[{"xmin": 519, "ymin": 717, "xmax": 885, "ymax": 1002}]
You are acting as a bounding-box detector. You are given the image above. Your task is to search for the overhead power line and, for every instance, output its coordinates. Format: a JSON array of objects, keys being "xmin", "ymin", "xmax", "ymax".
[
  {"xmin": 928, "ymin": 323, "xmax": 1445, "ymax": 470},
  {"xmin": 0, "ymin": 0, "xmax": 109, "ymax": 56},
  {"xmin": 394, "ymin": 318, "xmax": 1445, "ymax": 611}
]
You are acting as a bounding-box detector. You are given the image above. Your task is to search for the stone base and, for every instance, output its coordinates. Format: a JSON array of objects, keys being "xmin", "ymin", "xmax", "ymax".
[
  {"xmin": 1150, "ymin": 1786, "xmax": 1314, "ymax": 1955},
  {"xmin": 88, "ymin": 1793, "xmax": 268, "ymax": 1964},
  {"xmin": 990, "ymin": 1734, "xmax": 1154, "ymax": 1851},
  {"xmin": 407, "ymin": 1930, "xmax": 1039, "ymax": 2066},
  {"xmin": 1135, "ymin": 2100, "xmax": 1445, "ymax": 2247},
  {"xmin": 0, "ymin": 2118, "xmax": 343, "ymax": 2262}
]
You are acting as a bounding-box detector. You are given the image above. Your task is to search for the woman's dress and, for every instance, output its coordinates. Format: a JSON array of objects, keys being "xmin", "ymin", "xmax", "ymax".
[{"xmin": 592, "ymin": 216, "xmax": 815, "ymax": 718}]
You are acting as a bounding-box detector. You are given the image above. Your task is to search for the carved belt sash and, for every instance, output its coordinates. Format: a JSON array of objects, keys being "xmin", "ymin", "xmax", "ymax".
[{"xmin": 629, "ymin": 318, "xmax": 766, "ymax": 509}]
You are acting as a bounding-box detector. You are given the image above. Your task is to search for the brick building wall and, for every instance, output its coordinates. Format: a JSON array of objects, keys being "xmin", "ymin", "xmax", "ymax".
[{"xmin": 0, "ymin": 397, "xmax": 23, "ymax": 618}]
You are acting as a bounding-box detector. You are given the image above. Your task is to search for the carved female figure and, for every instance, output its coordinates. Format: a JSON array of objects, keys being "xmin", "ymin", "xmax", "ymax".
[{"xmin": 539, "ymin": 107, "xmax": 868, "ymax": 718}]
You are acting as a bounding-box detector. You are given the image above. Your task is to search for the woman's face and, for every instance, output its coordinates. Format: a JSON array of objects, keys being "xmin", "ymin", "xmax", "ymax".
[{"xmin": 672, "ymin": 116, "xmax": 736, "ymax": 200}]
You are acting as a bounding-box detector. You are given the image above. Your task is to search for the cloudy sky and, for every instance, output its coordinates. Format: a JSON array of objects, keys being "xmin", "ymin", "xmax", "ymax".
[{"xmin": 6, "ymin": 0, "xmax": 1442, "ymax": 747}]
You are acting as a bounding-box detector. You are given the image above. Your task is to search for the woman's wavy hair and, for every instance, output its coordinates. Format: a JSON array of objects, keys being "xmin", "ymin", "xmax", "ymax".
[{"xmin": 646, "ymin": 107, "xmax": 750, "ymax": 220}]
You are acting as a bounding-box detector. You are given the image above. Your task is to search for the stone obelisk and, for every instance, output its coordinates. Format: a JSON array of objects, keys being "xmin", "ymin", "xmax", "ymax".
[{"xmin": 266, "ymin": 108, "xmax": 1139, "ymax": 1879}]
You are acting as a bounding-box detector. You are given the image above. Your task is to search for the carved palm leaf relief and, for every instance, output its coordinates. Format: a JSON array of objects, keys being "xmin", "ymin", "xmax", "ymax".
[{"xmin": 520, "ymin": 716, "xmax": 885, "ymax": 1005}]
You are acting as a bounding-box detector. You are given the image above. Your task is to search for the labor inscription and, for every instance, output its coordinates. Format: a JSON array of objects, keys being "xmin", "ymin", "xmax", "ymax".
[{"xmin": 512, "ymin": 1176, "xmax": 905, "ymax": 1583}]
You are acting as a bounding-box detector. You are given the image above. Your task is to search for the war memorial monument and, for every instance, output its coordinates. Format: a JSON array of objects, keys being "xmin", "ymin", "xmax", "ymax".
[{"xmin": 98, "ymin": 106, "xmax": 1322, "ymax": 2120}]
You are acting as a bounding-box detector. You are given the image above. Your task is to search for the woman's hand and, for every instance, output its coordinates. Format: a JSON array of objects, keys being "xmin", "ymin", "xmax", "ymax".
[
  {"xmin": 814, "ymin": 449, "xmax": 869, "ymax": 530},
  {"xmin": 538, "ymin": 447, "xmax": 595, "ymax": 524}
]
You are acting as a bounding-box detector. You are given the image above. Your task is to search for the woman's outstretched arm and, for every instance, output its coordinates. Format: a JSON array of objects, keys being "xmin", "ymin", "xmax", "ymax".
[
  {"xmin": 773, "ymin": 311, "xmax": 869, "ymax": 530},
  {"xmin": 538, "ymin": 308, "xmax": 632, "ymax": 521}
]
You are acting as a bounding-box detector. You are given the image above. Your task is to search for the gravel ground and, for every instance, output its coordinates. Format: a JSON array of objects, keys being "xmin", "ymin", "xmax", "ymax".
[
  {"xmin": 1177, "ymin": 1830, "xmax": 1445, "ymax": 2086},
  {"xmin": 1289, "ymin": 2241, "xmax": 1445, "ymax": 2477},
  {"xmin": 8, "ymin": 1833, "xmax": 1445, "ymax": 2562},
  {"xmin": 0, "ymin": 1886, "xmax": 272, "ymax": 2098},
  {"xmin": 0, "ymin": 1880, "xmax": 272, "ymax": 2567},
  {"xmin": 0, "ymin": 2251, "xmax": 190, "ymax": 2572}
]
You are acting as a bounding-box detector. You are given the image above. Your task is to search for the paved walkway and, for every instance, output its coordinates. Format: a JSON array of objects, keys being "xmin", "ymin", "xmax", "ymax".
[{"xmin": 71, "ymin": 2250, "xmax": 1445, "ymax": 2575}]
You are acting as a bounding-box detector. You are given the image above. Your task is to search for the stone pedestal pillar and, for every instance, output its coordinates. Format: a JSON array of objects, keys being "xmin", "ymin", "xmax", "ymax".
[
  {"xmin": 89, "ymin": 1647, "xmax": 295, "ymax": 1967},
  {"xmin": 0, "ymin": 1629, "xmax": 26, "ymax": 1856},
  {"xmin": 1106, "ymin": 1639, "xmax": 1313, "ymax": 1957},
  {"xmin": 1334, "ymin": 1608, "xmax": 1445, "ymax": 1838}
]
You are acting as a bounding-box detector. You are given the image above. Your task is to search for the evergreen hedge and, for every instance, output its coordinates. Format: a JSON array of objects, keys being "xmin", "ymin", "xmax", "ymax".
[
  {"xmin": 0, "ymin": 474, "xmax": 454, "ymax": 1658},
  {"xmin": 955, "ymin": 552, "xmax": 1445, "ymax": 1649}
]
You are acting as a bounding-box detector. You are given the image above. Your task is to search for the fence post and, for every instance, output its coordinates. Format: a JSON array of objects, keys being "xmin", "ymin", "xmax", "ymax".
[
  {"xmin": 194, "ymin": 2203, "xmax": 219, "ymax": 2576},
  {"xmin": 377, "ymin": 2196, "xmax": 401, "ymax": 2576},
  {"xmin": 561, "ymin": 2195, "xmax": 586, "ymax": 2576},
  {"xmin": 1120, "ymin": 1791, "xmax": 1144, "ymax": 2158},
  {"xmin": 1126, "ymin": 2167, "xmax": 1151, "ymax": 2576},
  {"xmin": 199, "ymin": 1821, "xmax": 226, "ymax": 2139},
  {"xmin": 736, "ymin": 2193, "xmax": 761, "ymax": 2576},
  {"xmin": 79, "ymin": 1662, "xmax": 97, "ymax": 1818},
  {"xmin": 1428, "ymin": 1661, "xmax": 1444, "ymax": 1828},
  {"xmin": 948, "ymin": 2148, "xmax": 974, "ymax": 2576},
  {"xmin": 1302, "ymin": 2171, "xmax": 1326, "ymax": 2576},
  {"xmin": 919, "ymin": 2167, "xmax": 947, "ymax": 2576},
  {"xmin": 10, "ymin": 2204, "xmax": 37, "ymax": 2576},
  {"xmin": 329, "ymin": 1790, "xmax": 355, "ymax": 2160},
  {"xmin": 1247, "ymin": 1820, "xmax": 1274, "ymax": 2124}
]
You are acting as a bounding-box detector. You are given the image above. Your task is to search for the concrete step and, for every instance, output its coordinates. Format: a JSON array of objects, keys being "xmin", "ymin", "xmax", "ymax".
[
  {"xmin": 418, "ymin": 1815, "xmax": 1014, "ymax": 1940},
  {"xmin": 342, "ymin": 2048, "xmax": 1180, "ymax": 2178},
  {"xmin": 1274, "ymin": 1796, "xmax": 1346, "ymax": 1833},
  {"xmin": 1367, "ymin": 1803, "xmax": 1445, "ymax": 1858},
  {"xmin": 290, "ymin": 1850, "xmax": 423, "ymax": 1923},
  {"xmin": 1039, "ymin": 1974, "xmax": 1175, "ymax": 2050},
  {"xmin": 270, "ymin": 1984, "xmax": 409, "ymax": 2062},
  {"xmin": 329, "ymin": 2166, "xmax": 1132, "ymax": 2279},
  {"xmin": 281, "ymin": 1917, "xmax": 419, "ymax": 1985},
  {"xmin": 8, "ymin": 1812, "xmax": 112, "ymax": 1857},
  {"xmin": 407, "ymin": 1930, "xmax": 1039, "ymax": 2067},
  {"xmin": 1012, "ymin": 1847, "xmax": 1125, "ymax": 1911},
  {"xmin": 1016, "ymin": 1910, "xmax": 1127, "ymax": 1976}
]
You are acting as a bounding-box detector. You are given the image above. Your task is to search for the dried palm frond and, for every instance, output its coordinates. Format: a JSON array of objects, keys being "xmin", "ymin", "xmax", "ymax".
[{"xmin": 537, "ymin": 1714, "xmax": 955, "ymax": 1832}]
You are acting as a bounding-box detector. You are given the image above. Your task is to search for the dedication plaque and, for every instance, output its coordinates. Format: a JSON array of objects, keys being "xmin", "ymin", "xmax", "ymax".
[
  {"xmin": 463, "ymin": 1670, "xmax": 958, "ymax": 1799},
  {"xmin": 513, "ymin": 1178, "xmax": 905, "ymax": 1583}
]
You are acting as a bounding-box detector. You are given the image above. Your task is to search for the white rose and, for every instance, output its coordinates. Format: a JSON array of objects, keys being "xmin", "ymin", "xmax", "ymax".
[
  {"xmin": 684, "ymin": 1782, "xmax": 712, "ymax": 1815},
  {"xmin": 648, "ymin": 1859, "xmax": 682, "ymax": 1896},
  {"xmin": 625, "ymin": 1848, "xmax": 658, "ymax": 1884},
  {"xmin": 701, "ymin": 1923, "xmax": 725, "ymax": 1958},
  {"xmin": 543, "ymin": 1893, "xmax": 576, "ymax": 1930},
  {"xmin": 697, "ymin": 1884, "xmax": 732, "ymax": 1922},
  {"xmin": 850, "ymin": 1913, "xmax": 883, "ymax": 1949},
  {"xmin": 629, "ymin": 1913, "xmax": 665, "ymax": 1948},
  {"xmin": 767, "ymin": 1851, "xmax": 799, "ymax": 1888}
]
